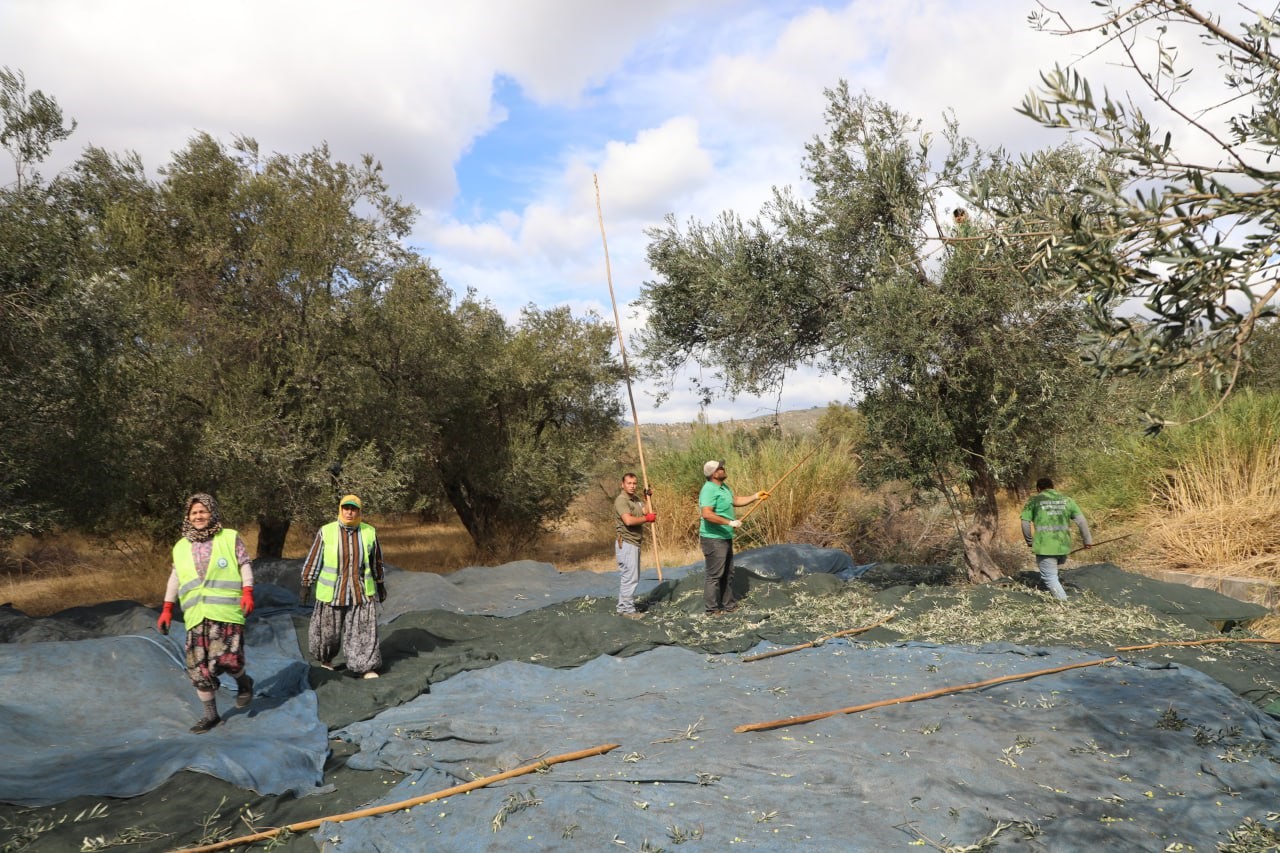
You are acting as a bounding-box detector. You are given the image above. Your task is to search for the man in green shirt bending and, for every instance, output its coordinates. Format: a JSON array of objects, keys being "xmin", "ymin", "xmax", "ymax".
[{"xmin": 1020, "ymin": 477, "xmax": 1093, "ymax": 601}]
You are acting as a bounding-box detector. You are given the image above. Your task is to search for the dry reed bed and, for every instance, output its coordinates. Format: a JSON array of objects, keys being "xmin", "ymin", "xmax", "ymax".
[{"xmin": 1133, "ymin": 399, "xmax": 1280, "ymax": 585}]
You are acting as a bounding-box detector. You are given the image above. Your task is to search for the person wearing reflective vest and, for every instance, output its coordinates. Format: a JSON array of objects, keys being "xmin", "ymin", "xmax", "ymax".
[
  {"xmin": 300, "ymin": 494, "xmax": 386, "ymax": 678},
  {"xmin": 155, "ymin": 493, "xmax": 256, "ymax": 734},
  {"xmin": 1020, "ymin": 477, "xmax": 1093, "ymax": 601}
]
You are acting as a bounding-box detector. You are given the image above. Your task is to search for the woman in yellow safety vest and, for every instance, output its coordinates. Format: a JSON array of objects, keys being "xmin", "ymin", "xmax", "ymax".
[
  {"xmin": 156, "ymin": 493, "xmax": 256, "ymax": 733},
  {"xmin": 299, "ymin": 494, "xmax": 386, "ymax": 679}
]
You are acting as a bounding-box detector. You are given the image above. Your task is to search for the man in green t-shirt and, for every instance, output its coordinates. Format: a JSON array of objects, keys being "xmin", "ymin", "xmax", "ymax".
[
  {"xmin": 614, "ymin": 473, "xmax": 656, "ymax": 619},
  {"xmin": 698, "ymin": 460, "xmax": 768, "ymax": 616},
  {"xmin": 1020, "ymin": 477, "xmax": 1093, "ymax": 601}
]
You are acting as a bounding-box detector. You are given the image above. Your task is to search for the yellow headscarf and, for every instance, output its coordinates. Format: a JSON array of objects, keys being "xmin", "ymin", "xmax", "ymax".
[{"xmin": 338, "ymin": 494, "xmax": 362, "ymax": 527}]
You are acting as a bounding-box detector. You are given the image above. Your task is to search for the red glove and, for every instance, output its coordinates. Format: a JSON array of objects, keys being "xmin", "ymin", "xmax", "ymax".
[
  {"xmin": 240, "ymin": 586, "xmax": 254, "ymax": 616},
  {"xmin": 644, "ymin": 513, "xmax": 656, "ymax": 523},
  {"xmin": 157, "ymin": 601, "xmax": 174, "ymax": 635}
]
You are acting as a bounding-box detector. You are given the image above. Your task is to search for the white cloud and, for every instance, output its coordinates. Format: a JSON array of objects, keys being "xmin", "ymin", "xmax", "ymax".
[
  {"xmin": 589, "ymin": 118, "xmax": 715, "ymax": 220},
  {"xmin": 427, "ymin": 220, "xmax": 521, "ymax": 263}
]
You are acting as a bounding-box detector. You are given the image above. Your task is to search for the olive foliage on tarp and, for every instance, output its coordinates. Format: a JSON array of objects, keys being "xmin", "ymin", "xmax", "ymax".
[{"xmin": 0, "ymin": 548, "xmax": 1277, "ymax": 852}]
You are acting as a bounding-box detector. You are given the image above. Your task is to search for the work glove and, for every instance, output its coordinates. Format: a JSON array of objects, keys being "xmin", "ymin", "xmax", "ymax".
[
  {"xmin": 300, "ymin": 584, "xmax": 313, "ymax": 607},
  {"xmin": 240, "ymin": 586, "xmax": 254, "ymax": 617},
  {"xmin": 644, "ymin": 512, "xmax": 656, "ymax": 523},
  {"xmin": 376, "ymin": 582, "xmax": 387, "ymax": 603},
  {"xmin": 729, "ymin": 519, "xmax": 742, "ymax": 529},
  {"xmin": 157, "ymin": 601, "xmax": 174, "ymax": 635},
  {"xmin": 756, "ymin": 490, "xmax": 770, "ymax": 501}
]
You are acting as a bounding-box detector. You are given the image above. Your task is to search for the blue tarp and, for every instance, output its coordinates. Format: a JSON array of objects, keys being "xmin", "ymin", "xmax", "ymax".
[
  {"xmin": 0, "ymin": 611, "xmax": 328, "ymax": 806},
  {"xmin": 327, "ymin": 641, "xmax": 1280, "ymax": 851}
]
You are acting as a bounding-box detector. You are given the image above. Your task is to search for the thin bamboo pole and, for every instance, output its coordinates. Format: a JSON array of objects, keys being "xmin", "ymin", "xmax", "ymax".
[
  {"xmin": 594, "ymin": 174, "xmax": 662, "ymax": 582},
  {"xmin": 741, "ymin": 614, "xmax": 897, "ymax": 662},
  {"xmin": 174, "ymin": 743, "xmax": 621, "ymax": 852},
  {"xmin": 734, "ymin": 656, "xmax": 1118, "ymax": 733},
  {"xmin": 1115, "ymin": 637, "xmax": 1280, "ymax": 652},
  {"xmin": 737, "ymin": 445, "xmax": 818, "ymax": 524},
  {"xmin": 1069, "ymin": 533, "xmax": 1133, "ymax": 555}
]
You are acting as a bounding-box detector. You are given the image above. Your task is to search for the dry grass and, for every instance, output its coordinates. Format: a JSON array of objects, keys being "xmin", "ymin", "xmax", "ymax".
[
  {"xmin": 1, "ymin": 532, "xmax": 170, "ymax": 616},
  {"xmin": 1250, "ymin": 613, "xmax": 1280, "ymax": 641},
  {"xmin": 374, "ymin": 516, "xmax": 483, "ymax": 574},
  {"xmin": 378, "ymin": 512, "xmax": 703, "ymax": 576},
  {"xmin": 1138, "ymin": 496, "xmax": 1280, "ymax": 583},
  {"xmin": 0, "ymin": 511, "xmax": 706, "ymax": 617},
  {"xmin": 1127, "ymin": 406, "xmax": 1280, "ymax": 585},
  {"xmin": 0, "ymin": 525, "xmax": 318, "ymax": 617}
]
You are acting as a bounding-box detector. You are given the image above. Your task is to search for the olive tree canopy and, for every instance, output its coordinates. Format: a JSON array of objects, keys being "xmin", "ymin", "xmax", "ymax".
[{"xmin": 638, "ymin": 84, "xmax": 1106, "ymax": 580}]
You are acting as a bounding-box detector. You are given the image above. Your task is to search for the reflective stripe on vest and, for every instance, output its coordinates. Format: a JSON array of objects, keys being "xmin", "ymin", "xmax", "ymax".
[
  {"xmin": 173, "ymin": 528, "xmax": 244, "ymax": 627},
  {"xmin": 315, "ymin": 521, "xmax": 377, "ymax": 602}
]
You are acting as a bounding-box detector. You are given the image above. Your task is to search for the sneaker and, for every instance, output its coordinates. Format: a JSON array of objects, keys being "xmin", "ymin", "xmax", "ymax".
[
  {"xmin": 235, "ymin": 676, "xmax": 254, "ymax": 709},
  {"xmin": 620, "ymin": 611, "xmax": 645, "ymax": 620},
  {"xmin": 721, "ymin": 603, "xmax": 739, "ymax": 614},
  {"xmin": 361, "ymin": 671, "xmax": 379, "ymax": 679},
  {"xmin": 319, "ymin": 661, "xmax": 336, "ymax": 671},
  {"xmin": 190, "ymin": 715, "xmax": 221, "ymax": 734}
]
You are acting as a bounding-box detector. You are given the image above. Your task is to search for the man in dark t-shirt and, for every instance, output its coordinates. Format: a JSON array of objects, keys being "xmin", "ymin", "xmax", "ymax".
[{"xmin": 613, "ymin": 472, "xmax": 655, "ymax": 618}]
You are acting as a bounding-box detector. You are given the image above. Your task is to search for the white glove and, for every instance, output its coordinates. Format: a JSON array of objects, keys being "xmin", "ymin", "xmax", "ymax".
[{"xmin": 729, "ymin": 520, "xmax": 742, "ymax": 529}]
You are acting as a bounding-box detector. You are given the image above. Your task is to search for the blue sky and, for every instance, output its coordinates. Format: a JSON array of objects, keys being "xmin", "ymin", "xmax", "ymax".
[
  {"xmin": 453, "ymin": 75, "xmax": 579, "ymax": 220},
  {"xmin": 0, "ymin": 0, "xmax": 1151, "ymax": 422}
]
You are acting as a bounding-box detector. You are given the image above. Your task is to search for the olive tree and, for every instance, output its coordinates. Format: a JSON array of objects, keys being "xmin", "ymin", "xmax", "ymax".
[
  {"xmin": 0, "ymin": 73, "xmax": 128, "ymax": 543},
  {"xmin": 2, "ymin": 68, "xmax": 625, "ymax": 555},
  {"xmin": 638, "ymin": 85, "xmax": 1105, "ymax": 581},
  {"xmin": 429, "ymin": 297, "xmax": 623, "ymax": 554}
]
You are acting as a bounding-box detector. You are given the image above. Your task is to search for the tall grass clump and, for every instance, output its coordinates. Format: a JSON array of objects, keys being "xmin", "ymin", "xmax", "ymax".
[
  {"xmin": 1075, "ymin": 389, "xmax": 1280, "ymax": 582},
  {"xmin": 0, "ymin": 533, "xmax": 172, "ymax": 616},
  {"xmin": 641, "ymin": 424, "xmax": 864, "ymax": 555}
]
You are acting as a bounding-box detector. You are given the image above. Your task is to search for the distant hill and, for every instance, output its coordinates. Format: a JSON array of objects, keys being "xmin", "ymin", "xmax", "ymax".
[{"xmin": 632, "ymin": 407, "xmax": 827, "ymax": 450}]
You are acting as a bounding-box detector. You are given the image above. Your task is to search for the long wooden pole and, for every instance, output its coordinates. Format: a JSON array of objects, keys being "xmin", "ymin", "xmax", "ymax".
[
  {"xmin": 740, "ymin": 614, "xmax": 896, "ymax": 663},
  {"xmin": 734, "ymin": 656, "xmax": 1117, "ymax": 733},
  {"xmin": 737, "ymin": 445, "xmax": 819, "ymax": 523},
  {"xmin": 175, "ymin": 743, "xmax": 621, "ymax": 852},
  {"xmin": 594, "ymin": 174, "xmax": 661, "ymax": 582}
]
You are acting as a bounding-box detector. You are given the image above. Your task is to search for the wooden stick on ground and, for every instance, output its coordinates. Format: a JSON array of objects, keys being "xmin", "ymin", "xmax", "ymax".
[
  {"xmin": 175, "ymin": 742, "xmax": 621, "ymax": 852},
  {"xmin": 594, "ymin": 174, "xmax": 662, "ymax": 582},
  {"xmin": 741, "ymin": 614, "xmax": 897, "ymax": 663},
  {"xmin": 737, "ymin": 445, "xmax": 819, "ymax": 524},
  {"xmin": 734, "ymin": 657, "xmax": 1118, "ymax": 733},
  {"xmin": 1115, "ymin": 637, "xmax": 1280, "ymax": 652}
]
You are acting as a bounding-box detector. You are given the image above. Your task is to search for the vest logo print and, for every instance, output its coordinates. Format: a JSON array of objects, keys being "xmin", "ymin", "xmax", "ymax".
[{"xmin": 217, "ymin": 557, "xmax": 229, "ymax": 568}]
